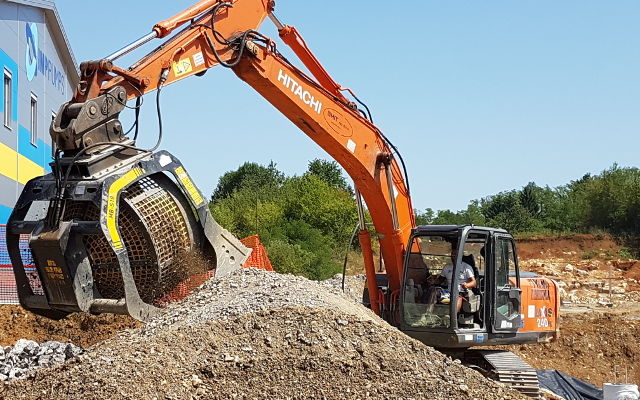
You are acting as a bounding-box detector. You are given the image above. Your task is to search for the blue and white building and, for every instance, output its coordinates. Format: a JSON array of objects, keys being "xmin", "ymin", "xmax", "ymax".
[{"xmin": 0, "ymin": 0, "xmax": 78, "ymax": 225}]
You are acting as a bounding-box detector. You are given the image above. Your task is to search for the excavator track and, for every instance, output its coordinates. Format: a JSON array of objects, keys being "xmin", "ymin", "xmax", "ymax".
[{"xmin": 464, "ymin": 350, "xmax": 541, "ymax": 399}]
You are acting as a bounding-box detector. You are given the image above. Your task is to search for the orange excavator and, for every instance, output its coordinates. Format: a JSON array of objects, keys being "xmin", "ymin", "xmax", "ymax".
[{"xmin": 6, "ymin": 1, "xmax": 559, "ymax": 396}]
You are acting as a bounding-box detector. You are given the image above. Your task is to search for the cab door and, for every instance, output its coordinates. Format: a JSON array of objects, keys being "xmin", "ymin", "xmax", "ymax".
[{"xmin": 490, "ymin": 235, "xmax": 522, "ymax": 333}]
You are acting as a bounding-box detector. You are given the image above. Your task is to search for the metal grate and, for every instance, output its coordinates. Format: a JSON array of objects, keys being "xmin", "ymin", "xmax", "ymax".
[
  {"xmin": 126, "ymin": 177, "xmax": 192, "ymax": 294},
  {"xmin": 63, "ymin": 175, "xmax": 194, "ymax": 304}
]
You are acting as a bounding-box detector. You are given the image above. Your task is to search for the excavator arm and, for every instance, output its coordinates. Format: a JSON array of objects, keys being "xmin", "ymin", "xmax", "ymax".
[
  {"xmin": 230, "ymin": 38, "xmax": 416, "ymax": 312},
  {"xmin": 72, "ymin": 0, "xmax": 272, "ymax": 103},
  {"xmin": 145, "ymin": 1, "xmax": 418, "ymax": 312},
  {"xmin": 36, "ymin": 7, "xmax": 559, "ymax": 398},
  {"xmin": 15, "ymin": 0, "xmax": 415, "ymax": 319}
]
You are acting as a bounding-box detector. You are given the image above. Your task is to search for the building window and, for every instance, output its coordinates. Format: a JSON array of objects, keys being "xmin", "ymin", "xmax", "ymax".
[
  {"xmin": 3, "ymin": 69, "xmax": 11, "ymax": 129},
  {"xmin": 30, "ymin": 93, "xmax": 38, "ymax": 146},
  {"xmin": 51, "ymin": 111, "xmax": 57, "ymax": 158}
]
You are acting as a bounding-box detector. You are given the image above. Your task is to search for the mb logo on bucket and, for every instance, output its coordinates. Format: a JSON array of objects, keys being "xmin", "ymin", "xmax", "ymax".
[{"xmin": 25, "ymin": 22, "xmax": 38, "ymax": 81}]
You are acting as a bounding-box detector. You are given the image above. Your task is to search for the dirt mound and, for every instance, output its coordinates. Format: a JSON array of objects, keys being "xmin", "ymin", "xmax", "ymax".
[
  {"xmin": 1, "ymin": 269, "xmax": 525, "ymax": 400},
  {"xmin": 0, "ymin": 306, "xmax": 140, "ymax": 348},
  {"xmin": 2, "ymin": 308, "xmax": 523, "ymax": 400},
  {"xmin": 517, "ymin": 234, "xmax": 622, "ymax": 261},
  {"xmin": 506, "ymin": 310, "xmax": 640, "ymax": 387},
  {"xmin": 620, "ymin": 260, "xmax": 640, "ymax": 281}
]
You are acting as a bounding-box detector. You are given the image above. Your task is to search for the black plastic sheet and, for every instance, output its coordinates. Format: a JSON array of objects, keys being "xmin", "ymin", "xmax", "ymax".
[{"xmin": 537, "ymin": 369, "xmax": 603, "ymax": 400}]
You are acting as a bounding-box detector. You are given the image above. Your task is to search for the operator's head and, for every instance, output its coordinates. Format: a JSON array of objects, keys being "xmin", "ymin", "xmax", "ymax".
[{"xmin": 450, "ymin": 242, "xmax": 458, "ymax": 263}]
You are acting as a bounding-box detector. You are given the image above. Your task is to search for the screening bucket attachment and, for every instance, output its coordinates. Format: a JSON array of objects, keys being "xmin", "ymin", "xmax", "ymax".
[{"xmin": 6, "ymin": 149, "xmax": 250, "ymax": 321}]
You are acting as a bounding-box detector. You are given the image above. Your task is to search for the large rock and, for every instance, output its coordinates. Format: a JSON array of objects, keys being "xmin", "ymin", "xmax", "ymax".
[{"xmin": 0, "ymin": 339, "xmax": 83, "ymax": 381}]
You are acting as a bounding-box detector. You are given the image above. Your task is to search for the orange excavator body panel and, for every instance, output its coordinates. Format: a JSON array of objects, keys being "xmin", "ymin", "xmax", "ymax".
[{"xmin": 516, "ymin": 276, "xmax": 561, "ymax": 335}]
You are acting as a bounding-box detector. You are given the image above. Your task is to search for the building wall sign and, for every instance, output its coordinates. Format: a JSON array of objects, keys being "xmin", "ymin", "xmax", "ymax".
[
  {"xmin": 25, "ymin": 22, "xmax": 38, "ymax": 81},
  {"xmin": 24, "ymin": 21, "xmax": 67, "ymax": 96}
]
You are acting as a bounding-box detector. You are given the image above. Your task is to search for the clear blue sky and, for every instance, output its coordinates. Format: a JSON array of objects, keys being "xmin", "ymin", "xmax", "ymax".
[{"xmin": 55, "ymin": 1, "xmax": 640, "ymax": 212}]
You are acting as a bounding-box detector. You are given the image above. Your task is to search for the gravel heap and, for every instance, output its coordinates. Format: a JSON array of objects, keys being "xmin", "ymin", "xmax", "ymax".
[
  {"xmin": 319, "ymin": 273, "xmax": 366, "ymax": 303},
  {"xmin": 140, "ymin": 269, "xmax": 373, "ymax": 337},
  {"xmin": 0, "ymin": 339, "xmax": 82, "ymax": 381},
  {"xmin": 1, "ymin": 268, "xmax": 526, "ymax": 399}
]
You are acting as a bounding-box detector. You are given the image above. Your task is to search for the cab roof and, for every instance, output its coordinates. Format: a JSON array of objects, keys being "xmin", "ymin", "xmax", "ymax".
[{"xmin": 413, "ymin": 225, "xmax": 509, "ymax": 235}]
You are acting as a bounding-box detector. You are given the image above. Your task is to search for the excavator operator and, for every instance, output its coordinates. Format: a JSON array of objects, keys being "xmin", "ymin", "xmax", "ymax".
[{"xmin": 426, "ymin": 244, "xmax": 477, "ymax": 312}]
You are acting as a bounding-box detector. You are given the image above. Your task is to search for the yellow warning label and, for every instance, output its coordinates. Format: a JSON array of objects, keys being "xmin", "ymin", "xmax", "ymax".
[
  {"xmin": 106, "ymin": 167, "xmax": 145, "ymax": 250},
  {"xmin": 172, "ymin": 58, "xmax": 193, "ymax": 77},
  {"xmin": 175, "ymin": 166, "xmax": 204, "ymax": 206},
  {"xmin": 45, "ymin": 266, "xmax": 64, "ymax": 280}
]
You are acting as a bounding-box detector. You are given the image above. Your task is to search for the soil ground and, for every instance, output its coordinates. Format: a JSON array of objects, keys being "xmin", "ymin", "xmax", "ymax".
[
  {"xmin": 505, "ymin": 306, "xmax": 640, "ymax": 387},
  {"xmin": 0, "ymin": 307, "xmax": 140, "ymax": 348},
  {"xmin": 509, "ymin": 234, "xmax": 640, "ymax": 387},
  {"xmin": 0, "ymin": 234, "xmax": 638, "ymax": 390}
]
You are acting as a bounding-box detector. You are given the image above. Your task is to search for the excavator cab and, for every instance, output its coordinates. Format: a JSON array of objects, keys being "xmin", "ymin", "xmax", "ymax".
[
  {"xmin": 400, "ymin": 225, "xmax": 536, "ymax": 349},
  {"xmin": 397, "ymin": 224, "xmax": 560, "ymax": 397}
]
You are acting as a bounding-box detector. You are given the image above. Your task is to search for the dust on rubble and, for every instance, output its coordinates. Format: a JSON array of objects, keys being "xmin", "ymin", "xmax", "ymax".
[{"xmin": 0, "ymin": 269, "xmax": 527, "ymax": 400}]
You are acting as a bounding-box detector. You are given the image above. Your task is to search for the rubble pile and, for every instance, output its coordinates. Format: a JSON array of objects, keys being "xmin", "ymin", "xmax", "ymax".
[
  {"xmin": 517, "ymin": 235, "xmax": 640, "ymax": 305},
  {"xmin": 1, "ymin": 269, "xmax": 525, "ymax": 400},
  {"xmin": 0, "ymin": 339, "xmax": 82, "ymax": 380},
  {"xmin": 521, "ymin": 258, "xmax": 640, "ymax": 304},
  {"xmin": 319, "ymin": 273, "xmax": 366, "ymax": 303}
]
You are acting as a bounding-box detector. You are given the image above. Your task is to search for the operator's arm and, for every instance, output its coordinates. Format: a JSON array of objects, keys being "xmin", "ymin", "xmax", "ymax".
[{"xmin": 461, "ymin": 266, "xmax": 477, "ymax": 289}]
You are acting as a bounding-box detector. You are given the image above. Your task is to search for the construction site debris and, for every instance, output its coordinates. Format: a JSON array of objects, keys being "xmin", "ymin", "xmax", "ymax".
[{"xmin": 603, "ymin": 383, "xmax": 639, "ymax": 400}]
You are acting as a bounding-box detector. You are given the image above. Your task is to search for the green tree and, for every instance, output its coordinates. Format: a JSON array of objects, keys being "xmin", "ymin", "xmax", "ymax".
[
  {"xmin": 283, "ymin": 174, "xmax": 358, "ymax": 245},
  {"xmin": 415, "ymin": 208, "xmax": 435, "ymax": 225},
  {"xmin": 210, "ymin": 161, "xmax": 358, "ymax": 280},
  {"xmin": 480, "ymin": 190, "xmax": 540, "ymax": 233},
  {"xmin": 520, "ymin": 182, "xmax": 542, "ymax": 216},
  {"xmin": 211, "ymin": 161, "xmax": 284, "ymax": 202},
  {"xmin": 577, "ymin": 165, "xmax": 640, "ymax": 234},
  {"xmin": 305, "ymin": 159, "xmax": 353, "ymax": 194}
]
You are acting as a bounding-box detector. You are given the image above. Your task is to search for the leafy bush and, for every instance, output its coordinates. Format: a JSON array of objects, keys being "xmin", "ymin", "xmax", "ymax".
[{"xmin": 210, "ymin": 160, "xmax": 355, "ymax": 280}]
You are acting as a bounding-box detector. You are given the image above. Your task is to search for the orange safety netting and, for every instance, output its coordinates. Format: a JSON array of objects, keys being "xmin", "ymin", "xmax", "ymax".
[{"xmin": 240, "ymin": 235, "xmax": 274, "ymax": 271}]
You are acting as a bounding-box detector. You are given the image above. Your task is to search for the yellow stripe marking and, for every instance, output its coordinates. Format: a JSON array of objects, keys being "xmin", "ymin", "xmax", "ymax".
[
  {"xmin": 175, "ymin": 166, "xmax": 204, "ymax": 206},
  {"xmin": 106, "ymin": 167, "xmax": 144, "ymax": 250}
]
